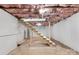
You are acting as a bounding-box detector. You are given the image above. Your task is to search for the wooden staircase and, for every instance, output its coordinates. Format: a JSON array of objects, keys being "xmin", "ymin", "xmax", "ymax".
[{"xmin": 20, "ymin": 20, "xmax": 56, "ymax": 46}]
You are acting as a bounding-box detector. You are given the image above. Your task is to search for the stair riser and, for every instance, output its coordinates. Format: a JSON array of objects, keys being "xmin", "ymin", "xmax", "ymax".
[{"xmin": 22, "ymin": 21, "xmax": 55, "ymax": 46}]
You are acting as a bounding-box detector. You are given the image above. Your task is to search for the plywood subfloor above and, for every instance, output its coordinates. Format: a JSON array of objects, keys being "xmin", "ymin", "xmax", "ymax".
[{"xmin": 9, "ymin": 37, "xmax": 79, "ymax": 55}]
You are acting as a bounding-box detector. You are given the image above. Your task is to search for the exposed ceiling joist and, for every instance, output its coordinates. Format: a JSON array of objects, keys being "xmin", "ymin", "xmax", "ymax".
[{"xmin": 0, "ymin": 4, "xmax": 79, "ymax": 26}]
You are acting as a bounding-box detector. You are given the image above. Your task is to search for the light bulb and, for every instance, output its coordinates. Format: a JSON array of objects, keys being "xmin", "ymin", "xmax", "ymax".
[{"xmin": 36, "ymin": 23, "xmax": 42, "ymax": 26}]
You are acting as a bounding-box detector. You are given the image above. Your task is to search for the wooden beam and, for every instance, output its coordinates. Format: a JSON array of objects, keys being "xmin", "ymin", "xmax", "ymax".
[{"xmin": 44, "ymin": 6, "xmax": 79, "ymax": 8}]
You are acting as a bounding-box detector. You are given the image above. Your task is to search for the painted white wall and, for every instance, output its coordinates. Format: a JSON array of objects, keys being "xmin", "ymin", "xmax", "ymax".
[
  {"xmin": 0, "ymin": 9, "xmax": 18, "ymax": 54},
  {"xmin": 52, "ymin": 12, "xmax": 79, "ymax": 52},
  {"xmin": 0, "ymin": 35, "xmax": 17, "ymax": 55},
  {"xmin": 17, "ymin": 23, "xmax": 28, "ymax": 44},
  {"xmin": 30, "ymin": 26, "xmax": 52, "ymax": 37},
  {"xmin": 0, "ymin": 9, "xmax": 18, "ymax": 36},
  {"xmin": 0, "ymin": 9, "xmax": 25, "ymax": 54}
]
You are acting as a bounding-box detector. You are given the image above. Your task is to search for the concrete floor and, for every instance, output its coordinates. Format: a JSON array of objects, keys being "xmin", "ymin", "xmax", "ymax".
[{"xmin": 9, "ymin": 37, "xmax": 79, "ymax": 55}]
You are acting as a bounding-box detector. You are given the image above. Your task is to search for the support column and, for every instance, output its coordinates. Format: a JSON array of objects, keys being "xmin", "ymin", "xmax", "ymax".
[
  {"xmin": 27, "ymin": 29, "xmax": 30, "ymax": 39},
  {"xmin": 48, "ymin": 21, "xmax": 51, "ymax": 40}
]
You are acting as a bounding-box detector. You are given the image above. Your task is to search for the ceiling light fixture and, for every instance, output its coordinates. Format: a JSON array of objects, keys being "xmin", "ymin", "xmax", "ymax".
[
  {"xmin": 39, "ymin": 8, "xmax": 50, "ymax": 18},
  {"xmin": 36, "ymin": 23, "xmax": 42, "ymax": 26},
  {"xmin": 21, "ymin": 18, "xmax": 46, "ymax": 21},
  {"xmin": 39, "ymin": 8, "xmax": 50, "ymax": 14}
]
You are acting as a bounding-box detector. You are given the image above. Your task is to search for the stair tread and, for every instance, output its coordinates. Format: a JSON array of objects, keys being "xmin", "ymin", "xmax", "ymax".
[{"xmin": 23, "ymin": 22, "xmax": 56, "ymax": 46}]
